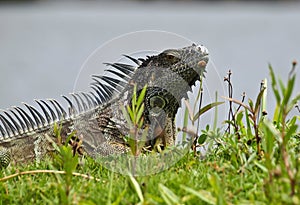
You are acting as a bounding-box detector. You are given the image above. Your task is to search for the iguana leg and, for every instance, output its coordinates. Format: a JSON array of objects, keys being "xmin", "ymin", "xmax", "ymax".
[{"xmin": 0, "ymin": 147, "xmax": 11, "ymax": 169}]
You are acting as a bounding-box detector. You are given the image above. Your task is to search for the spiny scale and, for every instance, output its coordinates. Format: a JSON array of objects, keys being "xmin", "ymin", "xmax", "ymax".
[{"xmin": 0, "ymin": 57, "xmax": 138, "ymax": 141}]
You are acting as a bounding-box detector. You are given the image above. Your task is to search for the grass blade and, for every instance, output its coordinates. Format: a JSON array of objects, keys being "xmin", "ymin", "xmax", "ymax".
[
  {"xmin": 193, "ymin": 102, "xmax": 224, "ymax": 121},
  {"xmin": 128, "ymin": 172, "xmax": 144, "ymax": 203},
  {"xmin": 159, "ymin": 183, "xmax": 181, "ymax": 205},
  {"xmin": 181, "ymin": 185, "xmax": 216, "ymax": 205}
]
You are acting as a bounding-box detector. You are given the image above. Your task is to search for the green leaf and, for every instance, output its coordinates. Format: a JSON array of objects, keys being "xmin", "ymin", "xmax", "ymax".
[
  {"xmin": 136, "ymin": 84, "xmax": 147, "ymax": 110},
  {"xmin": 159, "ymin": 183, "xmax": 181, "ymax": 205},
  {"xmin": 287, "ymin": 116, "xmax": 297, "ymax": 127},
  {"xmin": 273, "ymin": 105, "xmax": 280, "ymax": 124},
  {"xmin": 263, "ymin": 123, "xmax": 275, "ymax": 158},
  {"xmin": 198, "ymin": 134, "xmax": 207, "ymax": 144},
  {"xmin": 254, "ymin": 161, "xmax": 269, "ymax": 173},
  {"xmin": 121, "ymin": 105, "xmax": 133, "ymax": 128},
  {"xmin": 224, "ymin": 120, "xmax": 235, "ymax": 127},
  {"xmin": 65, "ymin": 130, "xmax": 76, "ymax": 145},
  {"xmin": 127, "ymin": 105, "xmax": 134, "ymax": 122},
  {"xmin": 128, "ymin": 172, "xmax": 144, "ymax": 203},
  {"xmin": 136, "ymin": 103, "xmax": 144, "ymax": 126},
  {"xmin": 60, "ymin": 146, "xmax": 78, "ymax": 173},
  {"xmin": 138, "ymin": 118, "xmax": 144, "ymax": 129},
  {"xmin": 53, "ymin": 122, "xmax": 59, "ymax": 136},
  {"xmin": 193, "ymin": 102, "xmax": 224, "ymax": 121},
  {"xmin": 254, "ymin": 87, "xmax": 266, "ymax": 116},
  {"xmin": 236, "ymin": 111, "xmax": 244, "ymax": 125},
  {"xmin": 245, "ymin": 109, "xmax": 253, "ymax": 138},
  {"xmin": 207, "ymin": 173, "xmax": 227, "ymax": 205},
  {"xmin": 287, "ymin": 93, "xmax": 300, "ymax": 113},
  {"xmin": 283, "ymin": 74, "xmax": 295, "ymax": 106},
  {"xmin": 248, "ymin": 99, "xmax": 254, "ymax": 112},
  {"xmin": 58, "ymin": 184, "xmax": 68, "ymax": 204},
  {"xmin": 132, "ymin": 84, "xmax": 137, "ymax": 107},
  {"xmin": 53, "ymin": 122, "xmax": 63, "ymax": 143},
  {"xmin": 262, "ymin": 120, "xmax": 282, "ymax": 144},
  {"xmin": 107, "ymin": 171, "xmax": 114, "ymax": 205},
  {"xmin": 181, "ymin": 185, "xmax": 216, "ymax": 205},
  {"xmin": 79, "ymin": 200, "xmax": 97, "ymax": 205},
  {"xmin": 269, "ymin": 64, "xmax": 281, "ymax": 104},
  {"xmin": 111, "ymin": 188, "xmax": 126, "ymax": 205},
  {"xmin": 284, "ymin": 124, "xmax": 298, "ymax": 145},
  {"xmin": 278, "ymin": 78, "xmax": 286, "ymax": 99}
]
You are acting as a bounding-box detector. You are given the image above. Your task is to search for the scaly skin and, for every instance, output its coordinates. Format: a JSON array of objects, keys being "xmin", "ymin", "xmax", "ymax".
[{"xmin": 0, "ymin": 44, "xmax": 209, "ymax": 168}]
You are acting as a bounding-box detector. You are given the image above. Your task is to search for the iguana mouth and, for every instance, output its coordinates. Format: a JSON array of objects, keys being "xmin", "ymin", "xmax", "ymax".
[{"xmin": 197, "ymin": 45, "xmax": 209, "ymax": 64}]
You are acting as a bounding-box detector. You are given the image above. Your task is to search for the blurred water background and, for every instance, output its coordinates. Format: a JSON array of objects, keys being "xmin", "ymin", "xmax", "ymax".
[{"xmin": 0, "ymin": 0, "xmax": 299, "ymax": 128}]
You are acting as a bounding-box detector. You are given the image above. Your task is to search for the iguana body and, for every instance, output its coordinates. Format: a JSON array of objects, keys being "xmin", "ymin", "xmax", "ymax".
[{"xmin": 0, "ymin": 44, "xmax": 209, "ymax": 168}]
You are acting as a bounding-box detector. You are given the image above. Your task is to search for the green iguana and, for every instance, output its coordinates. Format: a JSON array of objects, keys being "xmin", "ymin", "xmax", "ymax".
[{"xmin": 0, "ymin": 44, "xmax": 209, "ymax": 168}]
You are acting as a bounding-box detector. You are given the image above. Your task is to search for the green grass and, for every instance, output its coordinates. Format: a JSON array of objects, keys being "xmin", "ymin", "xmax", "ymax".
[
  {"xmin": 1, "ymin": 138, "xmax": 297, "ymax": 205},
  {"xmin": 1, "ymin": 62, "xmax": 299, "ymax": 205},
  {"xmin": 0, "ymin": 150, "xmax": 271, "ymax": 205}
]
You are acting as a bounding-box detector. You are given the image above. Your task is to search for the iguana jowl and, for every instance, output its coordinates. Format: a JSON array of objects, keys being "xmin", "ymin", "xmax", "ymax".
[{"xmin": 0, "ymin": 44, "xmax": 209, "ymax": 168}]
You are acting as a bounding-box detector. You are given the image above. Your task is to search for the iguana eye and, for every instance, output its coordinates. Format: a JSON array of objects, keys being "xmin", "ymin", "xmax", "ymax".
[
  {"xmin": 166, "ymin": 54, "xmax": 175, "ymax": 60},
  {"xmin": 160, "ymin": 49, "xmax": 181, "ymax": 65},
  {"xmin": 165, "ymin": 54, "xmax": 180, "ymax": 64}
]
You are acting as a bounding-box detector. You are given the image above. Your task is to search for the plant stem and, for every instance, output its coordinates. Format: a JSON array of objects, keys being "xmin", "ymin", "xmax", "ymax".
[{"xmin": 281, "ymin": 112, "xmax": 295, "ymax": 195}]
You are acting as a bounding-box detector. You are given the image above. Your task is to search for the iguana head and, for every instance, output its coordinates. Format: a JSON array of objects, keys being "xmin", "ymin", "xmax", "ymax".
[
  {"xmin": 129, "ymin": 43, "xmax": 209, "ymax": 116},
  {"xmin": 154, "ymin": 43, "xmax": 209, "ymax": 80},
  {"xmin": 120, "ymin": 44, "xmax": 209, "ymax": 147},
  {"xmin": 136, "ymin": 43, "xmax": 209, "ymax": 85}
]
